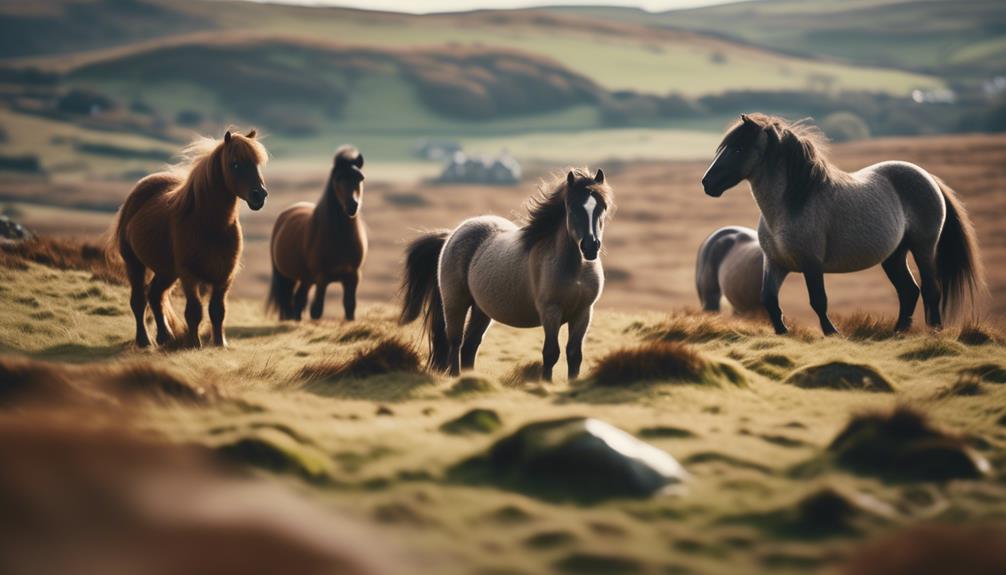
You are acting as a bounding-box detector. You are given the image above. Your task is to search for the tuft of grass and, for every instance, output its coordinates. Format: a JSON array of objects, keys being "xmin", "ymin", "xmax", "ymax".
[
  {"xmin": 934, "ymin": 375, "xmax": 984, "ymax": 399},
  {"xmin": 588, "ymin": 341, "xmax": 708, "ymax": 386},
  {"xmin": 0, "ymin": 356, "xmax": 216, "ymax": 407},
  {"xmin": 448, "ymin": 376, "xmax": 497, "ymax": 396},
  {"xmin": 959, "ymin": 363, "xmax": 1006, "ymax": 384},
  {"xmin": 105, "ymin": 364, "xmax": 216, "ymax": 405},
  {"xmin": 644, "ymin": 312, "xmax": 768, "ymax": 344},
  {"xmin": 784, "ymin": 361, "xmax": 895, "ymax": 393},
  {"xmin": 0, "ymin": 236, "xmax": 125, "ymax": 285},
  {"xmin": 440, "ymin": 408, "xmax": 503, "ymax": 435},
  {"xmin": 897, "ymin": 338, "xmax": 965, "ymax": 361},
  {"xmin": 591, "ymin": 341, "xmax": 705, "ymax": 385},
  {"xmin": 213, "ymin": 431, "xmax": 332, "ymax": 483},
  {"xmin": 838, "ymin": 313, "xmax": 899, "ymax": 341},
  {"xmin": 723, "ymin": 486, "xmax": 896, "ymax": 538},
  {"xmin": 957, "ymin": 321, "xmax": 1003, "ymax": 346},
  {"xmin": 826, "ymin": 406, "xmax": 989, "ymax": 481},
  {"xmin": 298, "ymin": 338, "xmax": 422, "ymax": 382},
  {"xmin": 501, "ymin": 361, "xmax": 543, "ymax": 387}
]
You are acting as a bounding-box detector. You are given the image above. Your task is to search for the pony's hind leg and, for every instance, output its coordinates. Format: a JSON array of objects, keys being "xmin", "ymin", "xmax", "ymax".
[
  {"xmin": 181, "ymin": 279, "xmax": 203, "ymax": 348},
  {"xmin": 913, "ymin": 246, "xmax": 943, "ymax": 329},
  {"xmin": 292, "ymin": 282, "xmax": 310, "ymax": 321},
  {"xmin": 881, "ymin": 244, "xmax": 920, "ymax": 332},
  {"xmin": 803, "ymin": 264, "xmax": 839, "ymax": 336},
  {"xmin": 539, "ymin": 304, "xmax": 562, "ymax": 382},
  {"xmin": 123, "ymin": 251, "xmax": 150, "ymax": 348},
  {"xmin": 148, "ymin": 273, "xmax": 177, "ymax": 345},
  {"xmin": 460, "ymin": 304, "xmax": 491, "ymax": 370},
  {"xmin": 442, "ymin": 298, "xmax": 471, "ymax": 377},
  {"xmin": 208, "ymin": 282, "xmax": 230, "ymax": 347},
  {"xmin": 565, "ymin": 307, "xmax": 593, "ymax": 380}
]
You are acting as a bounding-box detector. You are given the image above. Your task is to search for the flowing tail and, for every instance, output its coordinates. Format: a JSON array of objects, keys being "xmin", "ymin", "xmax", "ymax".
[
  {"xmin": 935, "ymin": 178, "xmax": 985, "ymax": 321},
  {"xmin": 400, "ymin": 230, "xmax": 450, "ymax": 372},
  {"xmin": 265, "ymin": 262, "xmax": 295, "ymax": 319}
]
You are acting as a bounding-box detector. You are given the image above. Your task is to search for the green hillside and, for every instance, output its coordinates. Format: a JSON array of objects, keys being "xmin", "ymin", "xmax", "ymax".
[{"xmin": 555, "ymin": 0, "xmax": 1006, "ymax": 81}]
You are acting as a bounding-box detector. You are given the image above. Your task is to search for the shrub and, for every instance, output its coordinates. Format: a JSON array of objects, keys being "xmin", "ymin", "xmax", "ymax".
[{"xmin": 821, "ymin": 112, "xmax": 871, "ymax": 142}]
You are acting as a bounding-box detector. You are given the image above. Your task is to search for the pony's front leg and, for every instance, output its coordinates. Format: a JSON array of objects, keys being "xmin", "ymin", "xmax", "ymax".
[
  {"xmin": 342, "ymin": 272, "xmax": 359, "ymax": 321},
  {"xmin": 310, "ymin": 280, "xmax": 329, "ymax": 320},
  {"xmin": 539, "ymin": 305, "xmax": 562, "ymax": 382},
  {"xmin": 181, "ymin": 280, "xmax": 203, "ymax": 349},
  {"xmin": 761, "ymin": 258, "xmax": 790, "ymax": 335},
  {"xmin": 209, "ymin": 282, "xmax": 231, "ymax": 347},
  {"xmin": 566, "ymin": 307, "xmax": 593, "ymax": 380},
  {"xmin": 803, "ymin": 265, "xmax": 839, "ymax": 336}
]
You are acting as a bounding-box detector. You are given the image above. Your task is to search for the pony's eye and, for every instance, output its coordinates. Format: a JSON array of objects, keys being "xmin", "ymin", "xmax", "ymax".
[
  {"xmin": 734, "ymin": 147, "xmax": 743, "ymax": 153},
  {"xmin": 232, "ymin": 162, "xmax": 240, "ymax": 170}
]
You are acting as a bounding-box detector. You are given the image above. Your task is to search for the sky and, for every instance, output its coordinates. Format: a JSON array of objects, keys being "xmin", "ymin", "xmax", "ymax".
[{"xmin": 246, "ymin": 1, "xmax": 742, "ymax": 14}]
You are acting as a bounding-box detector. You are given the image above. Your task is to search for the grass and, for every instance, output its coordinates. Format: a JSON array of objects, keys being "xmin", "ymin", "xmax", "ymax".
[
  {"xmin": 2, "ymin": 252, "xmax": 1006, "ymax": 574},
  {"xmin": 783, "ymin": 361, "xmax": 896, "ymax": 393}
]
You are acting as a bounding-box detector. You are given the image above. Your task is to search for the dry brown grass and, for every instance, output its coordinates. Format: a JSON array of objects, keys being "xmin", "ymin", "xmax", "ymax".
[
  {"xmin": 0, "ymin": 356, "xmax": 216, "ymax": 407},
  {"xmin": 837, "ymin": 313, "xmax": 900, "ymax": 341},
  {"xmin": 933, "ymin": 375, "xmax": 984, "ymax": 399},
  {"xmin": 0, "ymin": 236, "xmax": 124, "ymax": 285},
  {"xmin": 588, "ymin": 341, "xmax": 707, "ymax": 386},
  {"xmin": 298, "ymin": 338, "xmax": 423, "ymax": 382}
]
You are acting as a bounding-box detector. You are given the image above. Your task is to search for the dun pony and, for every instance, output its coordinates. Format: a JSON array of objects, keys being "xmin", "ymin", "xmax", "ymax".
[
  {"xmin": 112, "ymin": 129, "xmax": 268, "ymax": 348},
  {"xmin": 401, "ymin": 168, "xmax": 614, "ymax": 381},
  {"xmin": 695, "ymin": 226, "xmax": 764, "ymax": 315},
  {"xmin": 267, "ymin": 146, "xmax": 366, "ymax": 321},
  {"xmin": 702, "ymin": 114, "xmax": 983, "ymax": 335}
]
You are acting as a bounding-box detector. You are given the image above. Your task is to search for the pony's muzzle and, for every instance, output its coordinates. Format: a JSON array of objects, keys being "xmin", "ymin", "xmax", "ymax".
[
  {"xmin": 580, "ymin": 238, "xmax": 600, "ymax": 261},
  {"xmin": 248, "ymin": 187, "xmax": 268, "ymax": 211}
]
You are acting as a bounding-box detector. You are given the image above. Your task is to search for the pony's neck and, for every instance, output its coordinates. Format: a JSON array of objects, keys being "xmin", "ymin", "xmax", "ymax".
[
  {"xmin": 184, "ymin": 151, "xmax": 238, "ymax": 226},
  {"xmin": 748, "ymin": 165, "xmax": 789, "ymax": 232},
  {"xmin": 314, "ymin": 177, "xmax": 354, "ymax": 231},
  {"xmin": 554, "ymin": 221, "xmax": 586, "ymax": 271}
]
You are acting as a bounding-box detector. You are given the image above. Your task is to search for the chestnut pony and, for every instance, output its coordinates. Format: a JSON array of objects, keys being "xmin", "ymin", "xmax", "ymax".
[
  {"xmin": 267, "ymin": 146, "xmax": 366, "ymax": 321},
  {"xmin": 113, "ymin": 129, "xmax": 268, "ymax": 348}
]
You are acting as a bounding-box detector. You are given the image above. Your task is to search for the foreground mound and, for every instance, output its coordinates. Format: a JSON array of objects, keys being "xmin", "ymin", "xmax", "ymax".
[
  {"xmin": 826, "ymin": 407, "xmax": 990, "ymax": 481},
  {"xmin": 0, "ymin": 417, "xmax": 395, "ymax": 575},
  {"xmin": 784, "ymin": 361, "xmax": 895, "ymax": 393},
  {"xmin": 452, "ymin": 417, "xmax": 688, "ymax": 503}
]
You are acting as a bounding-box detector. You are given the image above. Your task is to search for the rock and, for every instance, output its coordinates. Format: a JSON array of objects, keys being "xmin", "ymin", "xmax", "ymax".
[
  {"xmin": 440, "ymin": 408, "xmax": 502, "ymax": 435},
  {"xmin": 0, "ymin": 216, "xmax": 32, "ymax": 240},
  {"xmin": 463, "ymin": 417, "xmax": 687, "ymax": 502}
]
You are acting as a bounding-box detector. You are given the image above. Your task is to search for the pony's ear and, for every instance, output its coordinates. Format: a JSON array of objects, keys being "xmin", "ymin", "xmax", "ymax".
[
  {"xmin": 246, "ymin": 129, "xmax": 257, "ymax": 138},
  {"xmin": 224, "ymin": 130, "xmax": 232, "ymax": 143},
  {"xmin": 354, "ymin": 153, "xmax": 364, "ymax": 169},
  {"xmin": 594, "ymin": 168, "xmax": 605, "ymax": 184},
  {"xmin": 567, "ymin": 170, "xmax": 576, "ymax": 188}
]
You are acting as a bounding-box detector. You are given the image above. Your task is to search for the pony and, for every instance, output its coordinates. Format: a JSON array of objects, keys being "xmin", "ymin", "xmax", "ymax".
[
  {"xmin": 702, "ymin": 113, "xmax": 983, "ymax": 335},
  {"xmin": 267, "ymin": 146, "xmax": 366, "ymax": 321},
  {"xmin": 695, "ymin": 226, "xmax": 764, "ymax": 315},
  {"xmin": 401, "ymin": 168, "xmax": 614, "ymax": 381},
  {"xmin": 113, "ymin": 129, "xmax": 268, "ymax": 348}
]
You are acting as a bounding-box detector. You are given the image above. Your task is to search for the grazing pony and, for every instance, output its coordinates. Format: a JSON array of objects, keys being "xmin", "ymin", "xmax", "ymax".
[
  {"xmin": 702, "ymin": 114, "xmax": 983, "ymax": 335},
  {"xmin": 401, "ymin": 168, "xmax": 614, "ymax": 381},
  {"xmin": 113, "ymin": 129, "xmax": 268, "ymax": 348},
  {"xmin": 267, "ymin": 146, "xmax": 366, "ymax": 321},
  {"xmin": 696, "ymin": 226, "xmax": 764, "ymax": 315}
]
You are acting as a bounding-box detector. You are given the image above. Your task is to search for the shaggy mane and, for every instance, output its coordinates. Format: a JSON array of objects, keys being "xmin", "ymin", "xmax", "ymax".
[
  {"xmin": 722, "ymin": 113, "xmax": 844, "ymax": 212},
  {"xmin": 518, "ymin": 168, "xmax": 614, "ymax": 251}
]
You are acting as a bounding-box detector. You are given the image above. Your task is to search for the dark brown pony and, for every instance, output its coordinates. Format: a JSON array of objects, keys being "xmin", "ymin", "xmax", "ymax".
[
  {"xmin": 113, "ymin": 129, "xmax": 268, "ymax": 348},
  {"xmin": 267, "ymin": 146, "xmax": 366, "ymax": 321}
]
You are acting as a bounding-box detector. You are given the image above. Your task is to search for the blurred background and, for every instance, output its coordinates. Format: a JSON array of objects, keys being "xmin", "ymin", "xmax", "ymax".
[{"xmin": 1, "ymin": 0, "xmax": 1004, "ymax": 319}]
